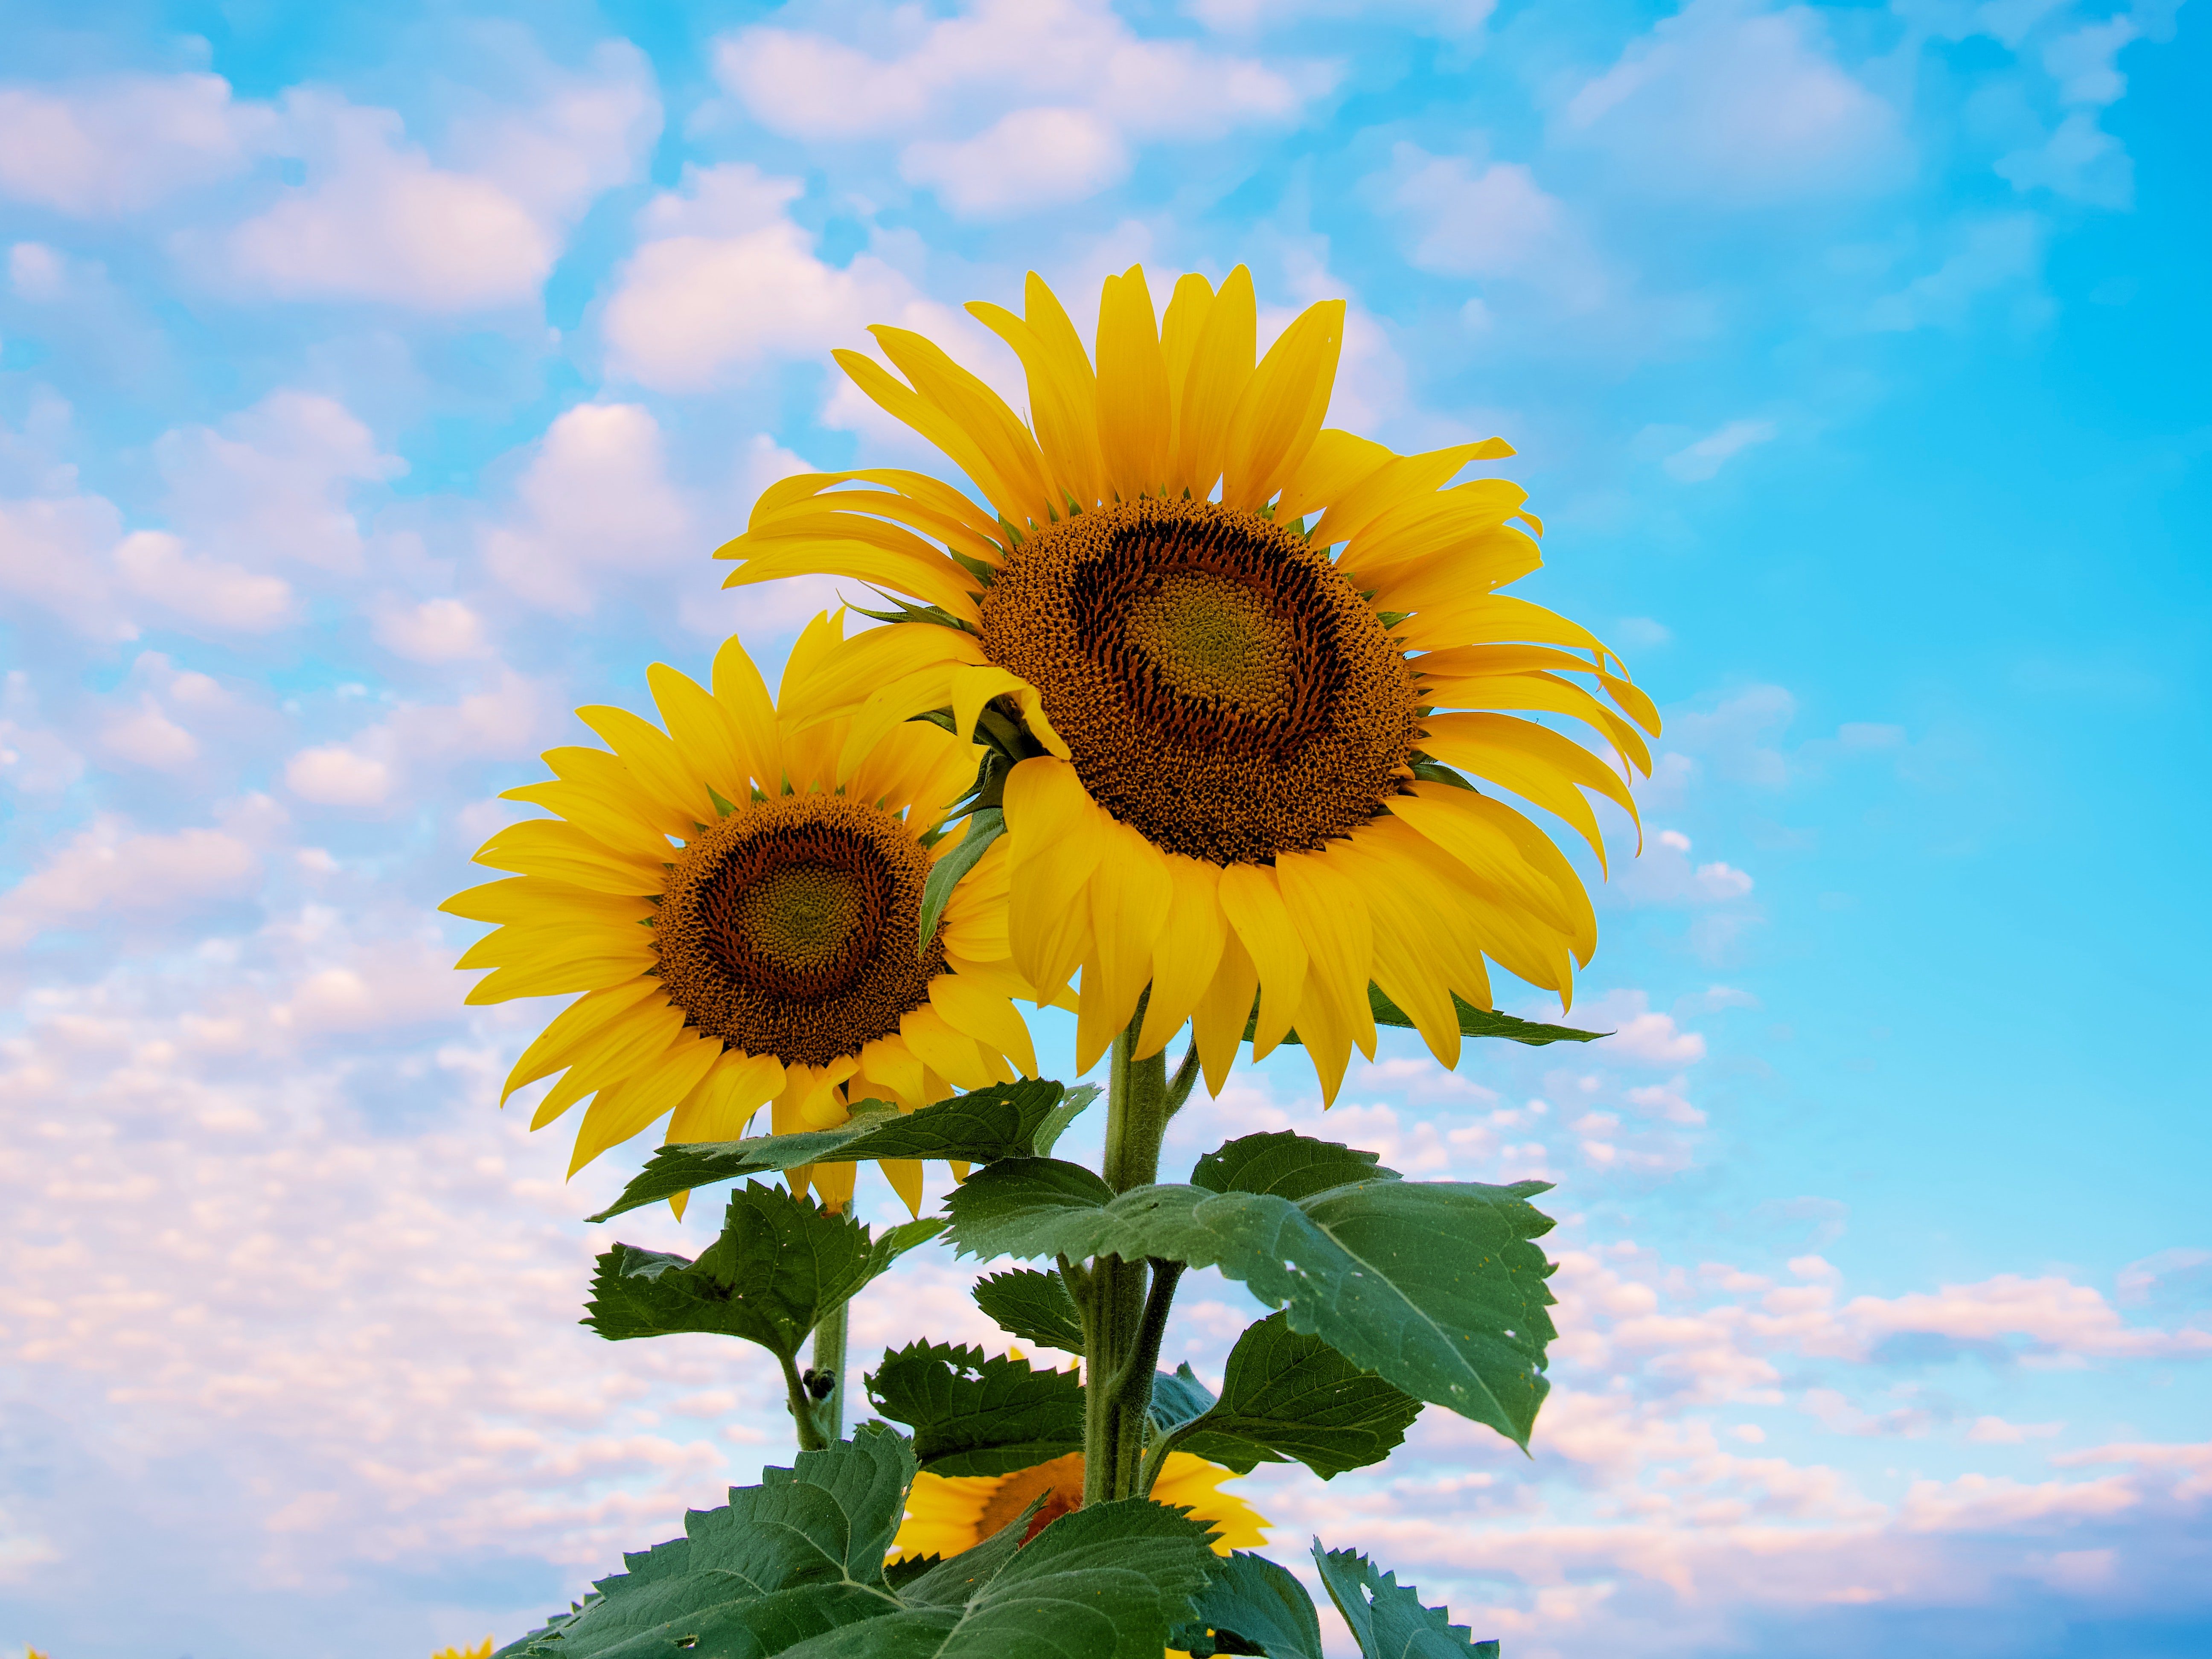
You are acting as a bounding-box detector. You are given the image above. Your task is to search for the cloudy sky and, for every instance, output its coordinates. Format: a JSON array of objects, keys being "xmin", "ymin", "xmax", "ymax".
[{"xmin": 2, "ymin": 0, "xmax": 2207, "ymax": 1655}]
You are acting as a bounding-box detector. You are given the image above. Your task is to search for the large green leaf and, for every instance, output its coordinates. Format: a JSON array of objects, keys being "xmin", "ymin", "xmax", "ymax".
[
  {"xmin": 494, "ymin": 1429, "xmax": 1220, "ymax": 1659},
  {"xmin": 1247, "ymin": 984, "xmax": 1604, "ymax": 1051},
  {"xmin": 586, "ymin": 1184, "xmax": 944, "ymax": 1362},
  {"xmin": 1191, "ymin": 1132, "xmax": 1398, "ymax": 1199},
  {"xmin": 590, "ymin": 1080, "xmax": 1098, "ymax": 1221},
  {"xmin": 970, "ymin": 1267, "xmax": 1086, "ymax": 1353},
  {"xmin": 1312, "ymin": 1543, "xmax": 1498, "ymax": 1658},
  {"xmin": 944, "ymin": 1163, "xmax": 1557, "ymax": 1447},
  {"xmin": 1171, "ymin": 1313, "xmax": 1420, "ymax": 1479},
  {"xmin": 864, "ymin": 1341, "xmax": 1085, "ymax": 1476},
  {"xmin": 1170, "ymin": 1551, "xmax": 1326, "ymax": 1659}
]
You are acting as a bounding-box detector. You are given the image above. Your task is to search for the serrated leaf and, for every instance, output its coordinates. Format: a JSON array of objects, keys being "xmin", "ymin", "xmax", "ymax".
[
  {"xmin": 865, "ymin": 1341, "xmax": 1085, "ymax": 1476},
  {"xmin": 1030, "ymin": 1083, "xmax": 1100, "ymax": 1157},
  {"xmin": 1174, "ymin": 1313, "xmax": 1419, "ymax": 1479},
  {"xmin": 496, "ymin": 1430, "xmax": 1220, "ymax": 1659},
  {"xmin": 1170, "ymin": 1550, "xmax": 1326, "ymax": 1659},
  {"xmin": 944, "ymin": 1165, "xmax": 1557, "ymax": 1449},
  {"xmin": 1146, "ymin": 1362, "xmax": 1217, "ymax": 1435},
  {"xmin": 971, "ymin": 1267, "xmax": 1085, "ymax": 1353},
  {"xmin": 591, "ymin": 1080, "xmax": 1085, "ymax": 1221},
  {"xmin": 1247, "ymin": 985, "xmax": 1604, "ymax": 1052},
  {"xmin": 585, "ymin": 1184, "xmax": 944, "ymax": 1362},
  {"xmin": 1191, "ymin": 1132, "xmax": 1399, "ymax": 1199},
  {"xmin": 1312, "ymin": 1543, "xmax": 1498, "ymax": 1659},
  {"xmin": 918, "ymin": 808, "xmax": 1003, "ymax": 951}
]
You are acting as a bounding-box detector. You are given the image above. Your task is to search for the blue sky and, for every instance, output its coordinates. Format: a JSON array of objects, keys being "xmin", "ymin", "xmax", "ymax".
[{"xmin": 1, "ymin": 1, "xmax": 2207, "ymax": 1656}]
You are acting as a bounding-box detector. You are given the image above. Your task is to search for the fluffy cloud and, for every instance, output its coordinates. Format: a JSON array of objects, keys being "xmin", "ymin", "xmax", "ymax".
[
  {"xmin": 0, "ymin": 801, "xmax": 278, "ymax": 949},
  {"xmin": 479, "ymin": 404, "xmax": 693, "ymax": 610},
  {"xmin": 712, "ymin": 0, "xmax": 1322, "ymax": 215},
  {"xmin": 1555, "ymin": 0, "xmax": 1909, "ymax": 204},
  {"xmin": 282, "ymin": 669, "xmax": 553, "ymax": 812},
  {"xmin": 215, "ymin": 44, "xmax": 658, "ymax": 311},
  {"xmin": 600, "ymin": 164, "xmax": 958, "ymax": 392},
  {"xmin": 1663, "ymin": 418, "xmax": 1778, "ymax": 482},
  {"xmin": 0, "ymin": 489, "xmax": 135, "ymax": 640},
  {"xmin": 373, "ymin": 596, "xmax": 493, "ymax": 662},
  {"xmin": 1865, "ymin": 212, "xmax": 2047, "ymax": 331},
  {"xmin": 0, "ymin": 73, "xmax": 273, "ymax": 216}
]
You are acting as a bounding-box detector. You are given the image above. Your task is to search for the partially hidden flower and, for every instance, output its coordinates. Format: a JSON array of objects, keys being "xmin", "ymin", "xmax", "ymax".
[
  {"xmin": 714, "ymin": 265, "xmax": 1659, "ymax": 1102},
  {"xmin": 431, "ymin": 1642, "xmax": 493, "ymax": 1659},
  {"xmin": 444, "ymin": 611, "xmax": 1049, "ymax": 1214},
  {"xmin": 891, "ymin": 1449, "xmax": 1266, "ymax": 1563}
]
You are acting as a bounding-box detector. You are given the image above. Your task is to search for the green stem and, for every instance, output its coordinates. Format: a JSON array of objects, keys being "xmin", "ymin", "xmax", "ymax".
[
  {"xmin": 780, "ymin": 1348, "xmax": 829, "ymax": 1453},
  {"xmin": 1083, "ymin": 1007, "xmax": 1178, "ymax": 1508},
  {"xmin": 807, "ymin": 1299, "xmax": 848, "ymax": 1444}
]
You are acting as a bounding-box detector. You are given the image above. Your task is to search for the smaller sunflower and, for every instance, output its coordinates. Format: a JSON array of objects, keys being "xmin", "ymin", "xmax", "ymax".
[
  {"xmin": 443, "ymin": 611, "xmax": 1053, "ymax": 1215},
  {"xmin": 891, "ymin": 1449, "xmax": 1267, "ymax": 1563}
]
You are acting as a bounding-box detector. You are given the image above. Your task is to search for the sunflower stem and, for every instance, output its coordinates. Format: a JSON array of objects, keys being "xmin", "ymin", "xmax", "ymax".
[
  {"xmin": 1084, "ymin": 1007, "xmax": 1173, "ymax": 1508},
  {"xmin": 779, "ymin": 1348, "xmax": 829, "ymax": 1454},
  {"xmin": 807, "ymin": 1299, "xmax": 847, "ymax": 1443}
]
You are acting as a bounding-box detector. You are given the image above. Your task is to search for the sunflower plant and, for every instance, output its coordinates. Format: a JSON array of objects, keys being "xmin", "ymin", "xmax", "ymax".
[{"xmin": 458, "ymin": 265, "xmax": 1654, "ymax": 1658}]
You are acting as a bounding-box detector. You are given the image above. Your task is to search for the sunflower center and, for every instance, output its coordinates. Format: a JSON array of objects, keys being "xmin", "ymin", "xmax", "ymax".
[
  {"xmin": 655, "ymin": 795, "xmax": 943, "ymax": 1068},
  {"xmin": 979, "ymin": 497, "xmax": 1420, "ymax": 864}
]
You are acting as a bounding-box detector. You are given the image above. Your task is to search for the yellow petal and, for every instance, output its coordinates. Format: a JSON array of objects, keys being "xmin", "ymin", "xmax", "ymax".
[
  {"xmin": 1420, "ymin": 712, "xmax": 1639, "ymax": 869},
  {"xmin": 968, "ymin": 299, "xmax": 1104, "ymax": 512},
  {"xmin": 540, "ymin": 745, "xmax": 696, "ymax": 838},
  {"xmin": 498, "ymin": 780, "xmax": 672, "ymax": 863},
  {"xmin": 930, "ymin": 975, "xmax": 1039, "ymax": 1079},
  {"xmin": 1093, "ymin": 265, "xmax": 1171, "ymax": 500},
  {"xmin": 1310, "ymin": 439, "xmax": 1516, "ymax": 550},
  {"xmin": 441, "ymin": 876, "xmax": 650, "ymax": 927},
  {"xmin": 835, "ymin": 663, "xmax": 961, "ymax": 785},
  {"xmin": 834, "ymin": 348, "xmax": 1039, "ymax": 531},
  {"xmin": 1022, "ymin": 271, "xmax": 1109, "ymax": 509},
  {"xmin": 882, "ymin": 1157, "xmax": 926, "ymax": 1219},
  {"xmin": 950, "ymin": 663, "xmax": 1071, "ymax": 759},
  {"xmin": 527, "ymin": 1000, "xmax": 689, "ymax": 1127},
  {"xmin": 790, "ymin": 623, "xmax": 984, "ymax": 725},
  {"xmin": 498, "ymin": 978, "xmax": 664, "ymax": 1103},
  {"xmin": 1001, "ymin": 757, "xmax": 1106, "ymax": 1000},
  {"xmin": 473, "ymin": 818, "xmax": 669, "ymax": 896},
  {"xmin": 1134, "ymin": 854, "xmax": 1226, "ymax": 1059},
  {"xmin": 1215, "ymin": 863, "xmax": 1307, "ymax": 1058},
  {"xmin": 1173, "ymin": 265, "xmax": 1254, "ymax": 501},
  {"xmin": 567, "ymin": 1033, "xmax": 722, "ymax": 1176},
  {"xmin": 1293, "ymin": 971, "xmax": 1355, "ymax": 1108},
  {"xmin": 1077, "ymin": 817, "xmax": 1173, "ymax": 1069},
  {"xmin": 665, "ymin": 1049, "xmax": 784, "ymax": 1144},
  {"xmin": 1395, "ymin": 592, "xmax": 1627, "ymax": 672},
  {"xmin": 1222, "ymin": 299, "xmax": 1342, "ymax": 510},
  {"xmin": 719, "ymin": 534, "xmax": 984, "ymax": 629},
  {"xmin": 1335, "ymin": 841, "xmax": 1463, "ymax": 1070},
  {"xmin": 899, "ymin": 1002, "xmax": 995, "ymax": 1091},
  {"xmin": 575, "ymin": 704, "xmax": 714, "ymax": 828},
  {"xmin": 871, "ymin": 325, "xmax": 1056, "ymax": 526},
  {"xmin": 1190, "ymin": 926, "xmax": 1260, "ymax": 1106},
  {"xmin": 649, "ymin": 662, "xmax": 755, "ymax": 805},
  {"xmin": 1273, "ymin": 427, "xmax": 1394, "ymax": 527},
  {"xmin": 1274, "ymin": 850, "xmax": 1375, "ymax": 1062},
  {"xmin": 1420, "ymin": 670, "xmax": 1651, "ymax": 777},
  {"xmin": 711, "ymin": 632, "xmax": 786, "ymax": 797},
  {"xmin": 1158, "ymin": 270, "xmax": 1216, "ymax": 465}
]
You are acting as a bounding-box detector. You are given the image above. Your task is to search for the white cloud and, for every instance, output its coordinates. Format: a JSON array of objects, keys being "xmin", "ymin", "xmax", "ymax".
[
  {"xmin": 1373, "ymin": 143, "xmax": 1618, "ymax": 316},
  {"xmin": 373, "ymin": 596, "xmax": 492, "ymax": 662},
  {"xmin": 1664, "ymin": 419, "xmax": 1778, "ymax": 483},
  {"xmin": 113, "ymin": 532, "xmax": 297, "ymax": 632},
  {"xmin": 1866, "ymin": 213, "xmax": 2046, "ymax": 331},
  {"xmin": 8, "ymin": 241, "xmax": 68, "ymax": 300},
  {"xmin": 285, "ymin": 744, "xmax": 396, "ymax": 807},
  {"xmin": 0, "ymin": 490, "xmax": 135, "ymax": 640},
  {"xmin": 99, "ymin": 696, "xmax": 201, "ymax": 771},
  {"xmin": 0, "ymin": 812, "xmax": 269, "ymax": 949},
  {"xmin": 1556, "ymin": 0, "xmax": 1909, "ymax": 204},
  {"xmin": 600, "ymin": 164, "xmax": 960, "ymax": 393},
  {"xmin": 284, "ymin": 671, "xmax": 556, "ymax": 812},
  {"xmin": 215, "ymin": 47, "xmax": 657, "ymax": 312},
  {"xmin": 1191, "ymin": 0, "xmax": 1495, "ymax": 34},
  {"xmin": 480, "ymin": 404, "xmax": 693, "ymax": 610},
  {"xmin": 0, "ymin": 73, "xmax": 273, "ymax": 216},
  {"xmin": 712, "ymin": 0, "xmax": 1321, "ymax": 217},
  {"xmin": 1996, "ymin": 111, "xmax": 2132, "ymax": 208}
]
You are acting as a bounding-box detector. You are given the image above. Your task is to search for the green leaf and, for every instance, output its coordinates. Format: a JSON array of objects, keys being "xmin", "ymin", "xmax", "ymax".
[
  {"xmin": 1312, "ymin": 1543, "xmax": 1498, "ymax": 1658},
  {"xmin": 1170, "ymin": 1551, "xmax": 1326, "ymax": 1659},
  {"xmin": 971, "ymin": 1268, "xmax": 1085, "ymax": 1353},
  {"xmin": 918, "ymin": 808, "xmax": 1003, "ymax": 951},
  {"xmin": 1173, "ymin": 1313, "xmax": 1420, "ymax": 1479},
  {"xmin": 1246, "ymin": 984, "xmax": 1605, "ymax": 1052},
  {"xmin": 590, "ymin": 1080, "xmax": 1094, "ymax": 1221},
  {"xmin": 1191, "ymin": 1132, "xmax": 1398, "ymax": 1200},
  {"xmin": 495, "ymin": 1428, "xmax": 1222, "ymax": 1659},
  {"xmin": 943, "ymin": 1165, "xmax": 1557, "ymax": 1449},
  {"xmin": 864, "ymin": 1341, "xmax": 1085, "ymax": 1476},
  {"xmin": 585, "ymin": 1184, "xmax": 944, "ymax": 1362},
  {"xmin": 1030, "ymin": 1083, "xmax": 1100, "ymax": 1158},
  {"xmin": 1145, "ymin": 1362, "xmax": 1217, "ymax": 1435}
]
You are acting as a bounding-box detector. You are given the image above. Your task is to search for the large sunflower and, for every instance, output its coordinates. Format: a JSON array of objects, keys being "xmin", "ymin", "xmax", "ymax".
[
  {"xmin": 443, "ymin": 611, "xmax": 1048, "ymax": 1215},
  {"xmin": 891, "ymin": 1449, "xmax": 1266, "ymax": 1562},
  {"xmin": 715, "ymin": 266, "xmax": 1658, "ymax": 1102}
]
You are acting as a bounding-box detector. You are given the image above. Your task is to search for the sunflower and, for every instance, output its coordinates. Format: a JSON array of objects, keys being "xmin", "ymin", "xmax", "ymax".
[
  {"xmin": 431, "ymin": 1643, "xmax": 493, "ymax": 1659},
  {"xmin": 891, "ymin": 1449, "xmax": 1266, "ymax": 1563},
  {"xmin": 714, "ymin": 266, "xmax": 1659, "ymax": 1103},
  {"xmin": 442, "ymin": 611, "xmax": 1050, "ymax": 1215}
]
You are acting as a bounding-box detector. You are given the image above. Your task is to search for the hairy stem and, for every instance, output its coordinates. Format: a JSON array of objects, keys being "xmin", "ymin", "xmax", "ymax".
[
  {"xmin": 807, "ymin": 1299, "xmax": 848, "ymax": 1444},
  {"xmin": 1083, "ymin": 1006, "xmax": 1174, "ymax": 1508},
  {"xmin": 1109, "ymin": 1258, "xmax": 1185, "ymax": 1497},
  {"xmin": 780, "ymin": 1348, "xmax": 829, "ymax": 1453}
]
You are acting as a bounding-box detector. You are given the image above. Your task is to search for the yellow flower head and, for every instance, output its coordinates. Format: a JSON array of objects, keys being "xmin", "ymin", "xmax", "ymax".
[
  {"xmin": 717, "ymin": 266, "xmax": 1658, "ymax": 1103},
  {"xmin": 444, "ymin": 612, "xmax": 1047, "ymax": 1214},
  {"xmin": 891, "ymin": 1449, "xmax": 1266, "ymax": 1563}
]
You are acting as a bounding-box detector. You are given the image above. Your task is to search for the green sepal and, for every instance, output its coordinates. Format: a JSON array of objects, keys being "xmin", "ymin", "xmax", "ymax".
[
  {"xmin": 1406, "ymin": 757, "xmax": 1476, "ymax": 791},
  {"xmin": 864, "ymin": 1341, "xmax": 1086, "ymax": 1476},
  {"xmin": 1312, "ymin": 1542, "xmax": 1498, "ymax": 1658},
  {"xmin": 1172, "ymin": 1313, "xmax": 1420, "ymax": 1479},
  {"xmin": 971, "ymin": 1267, "xmax": 1086, "ymax": 1353},
  {"xmin": 919, "ymin": 808, "xmax": 1004, "ymax": 953},
  {"xmin": 943, "ymin": 1161, "xmax": 1557, "ymax": 1448},
  {"xmin": 1145, "ymin": 1362, "xmax": 1217, "ymax": 1435},
  {"xmin": 848, "ymin": 590, "xmax": 973, "ymax": 632},
  {"xmin": 1170, "ymin": 1551, "xmax": 1326, "ymax": 1659},
  {"xmin": 584, "ymin": 1183, "xmax": 944, "ymax": 1362},
  {"xmin": 588, "ymin": 1080, "xmax": 1097, "ymax": 1222}
]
